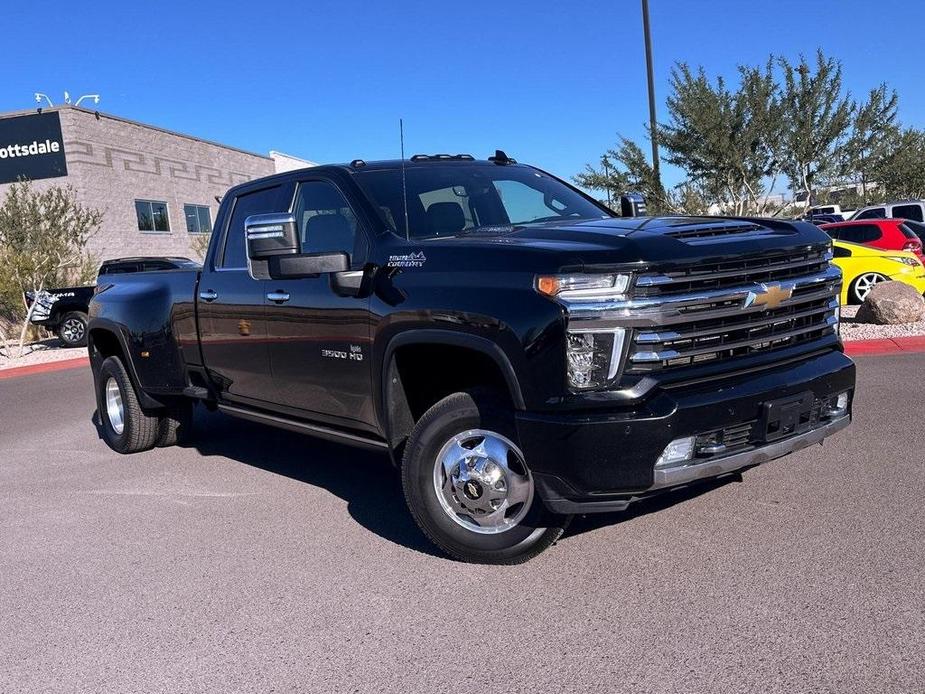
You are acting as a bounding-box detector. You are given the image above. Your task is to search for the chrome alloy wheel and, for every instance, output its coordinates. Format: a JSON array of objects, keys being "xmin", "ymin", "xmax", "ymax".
[
  {"xmin": 62, "ymin": 317, "xmax": 85, "ymax": 343},
  {"xmin": 854, "ymin": 272, "xmax": 885, "ymax": 302},
  {"xmin": 105, "ymin": 377, "xmax": 125, "ymax": 435},
  {"xmin": 433, "ymin": 429, "xmax": 534, "ymax": 534}
]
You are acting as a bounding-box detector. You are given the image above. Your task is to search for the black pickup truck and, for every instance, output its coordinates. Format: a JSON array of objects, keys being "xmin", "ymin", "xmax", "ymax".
[
  {"xmin": 26, "ymin": 257, "xmax": 199, "ymax": 347},
  {"xmin": 87, "ymin": 153, "xmax": 855, "ymax": 563}
]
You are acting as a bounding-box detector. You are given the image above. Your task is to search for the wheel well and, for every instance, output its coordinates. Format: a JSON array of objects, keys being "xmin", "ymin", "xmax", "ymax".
[
  {"xmin": 385, "ymin": 343, "xmax": 516, "ymax": 449},
  {"xmin": 89, "ymin": 328, "xmax": 125, "ymax": 362}
]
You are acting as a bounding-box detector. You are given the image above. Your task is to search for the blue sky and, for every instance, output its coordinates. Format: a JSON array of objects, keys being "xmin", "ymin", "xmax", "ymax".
[{"xmin": 3, "ymin": 0, "xmax": 924, "ymax": 190}]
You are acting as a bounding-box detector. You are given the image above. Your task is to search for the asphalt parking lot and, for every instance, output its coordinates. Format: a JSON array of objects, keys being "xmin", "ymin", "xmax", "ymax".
[{"xmin": 1, "ymin": 355, "xmax": 923, "ymax": 693}]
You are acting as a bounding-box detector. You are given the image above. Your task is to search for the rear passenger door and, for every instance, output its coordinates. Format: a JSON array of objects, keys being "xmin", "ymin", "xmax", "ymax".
[{"xmin": 198, "ymin": 184, "xmax": 284, "ymax": 405}]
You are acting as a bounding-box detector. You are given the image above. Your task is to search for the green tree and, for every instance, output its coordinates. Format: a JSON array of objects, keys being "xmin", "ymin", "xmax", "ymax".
[
  {"xmin": 869, "ymin": 127, "xmax": 925, "ymax": 200},
  {"xmin": 0, "ymin": 180, "xmax": 102, "ymax": 356},
  {"xmin": 841, "ymin": 84, "xmax": 898, "ymax": 198},
  {"xmin": 778, "ymin": 51, "xmax": 854, "ymax": 211},
  {"xmin": 574, "ymin": 136, "xmax": 673, "ymax": 214},
  {"xmin": 659, "ymin": 60, "xmax": 782, "ymax": 215}
]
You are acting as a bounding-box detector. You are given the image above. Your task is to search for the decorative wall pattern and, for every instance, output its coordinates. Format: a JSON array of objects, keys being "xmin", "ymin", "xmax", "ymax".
[{"xmin": 67, "ymin": 140, "xmax": 254, "ymax": 187}]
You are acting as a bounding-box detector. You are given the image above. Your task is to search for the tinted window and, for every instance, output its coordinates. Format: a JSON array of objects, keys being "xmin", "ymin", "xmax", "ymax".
[
  {"xmin": 833, "ymin": 246, "xmax": 852, "ymax": 258},
  {"xmin": 292, "ymin": 181, "xmax": 359, "ymax": 255},
  {"xmin": 184, "ymin": 204, "xmax": 213, "ymax": 234},
  {"xmin": 354, "ymin": 164, "xmax": 609, "ymax": 239},
  {"xmin": 222, "ymin": 186, "xmax": 282, "ymax": 268},
  {"xmin": 142, "ymin": 261, "xmax": 172, "ymax": 271},
  {"xmin": 837, "ymin": 224, "xmax": 881, "ymax": 244},
  {"xmin": 891, "ymin": 204, "xmax": 924, "ymax": 222},
  {"xmin": 99, "ymin": 263, "xmax": 140, "ymax": 275},
  {"xmin": 135, "ymin": 200, "xmax": 170, "ymax": 232},
  {"xmin": 854, "ymin": 207, "xmax": 885, "ymax": 220}
]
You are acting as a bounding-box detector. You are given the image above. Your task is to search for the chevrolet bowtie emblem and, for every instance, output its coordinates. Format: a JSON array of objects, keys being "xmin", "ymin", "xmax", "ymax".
[{"xmin": 744, "ymin": 283, "xmax": 793, "ymax": 310}]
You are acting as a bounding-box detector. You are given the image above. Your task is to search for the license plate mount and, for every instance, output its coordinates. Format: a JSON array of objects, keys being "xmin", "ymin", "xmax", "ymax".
[{"xmin": 760, "ymin": 391, "xmax": 815, "ymax": 443}]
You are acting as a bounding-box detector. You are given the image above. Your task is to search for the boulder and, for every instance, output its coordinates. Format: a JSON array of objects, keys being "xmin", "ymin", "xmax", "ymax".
[{"xmin": 856, "ymin": 281, "xmax": 925, "ymax": 325}]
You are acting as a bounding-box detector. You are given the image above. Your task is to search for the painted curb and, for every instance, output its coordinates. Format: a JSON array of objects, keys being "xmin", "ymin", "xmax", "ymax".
[
  {"xmin": 0, "ymin": 356, "xmax": 89, "ymax": 380},
  {"xmin": 843, "ymin": 336, "xmax": 925, "ymax": 357}
]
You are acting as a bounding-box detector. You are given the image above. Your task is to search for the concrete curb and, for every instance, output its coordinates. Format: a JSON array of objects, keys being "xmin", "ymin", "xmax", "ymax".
[{"xmin": 0, "ymin": 356, "xmax": 89, "ymax": 380}]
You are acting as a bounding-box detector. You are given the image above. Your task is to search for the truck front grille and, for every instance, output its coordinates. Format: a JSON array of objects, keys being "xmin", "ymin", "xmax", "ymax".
[{"xmin": 564, "ymin": 247, "xmax": 842, "ymax": 381}]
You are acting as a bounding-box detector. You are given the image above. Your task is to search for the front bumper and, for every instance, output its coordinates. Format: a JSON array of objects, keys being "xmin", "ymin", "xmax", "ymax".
[{"xmin": 516, "ymin": 349, "xmax": 855, "ymax": 514}]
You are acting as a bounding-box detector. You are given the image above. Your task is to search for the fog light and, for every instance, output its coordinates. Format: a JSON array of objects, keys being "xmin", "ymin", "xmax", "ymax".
[
  {"xmin": 565, "ymin": 328, "xmax": 627, "ymax": 390},
  {"xmin": 823, "ymin": 391, "xmax": 849, "ymax": 418},
  {"xmin": 655, "ymin": 436, "xmax": 696, "ymax": 469}
]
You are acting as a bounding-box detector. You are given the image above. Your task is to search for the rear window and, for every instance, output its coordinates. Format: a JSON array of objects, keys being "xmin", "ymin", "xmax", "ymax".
[
  {"xmin": 99, "ymin": 263, "xmax": 140, "ymax": 275},
  {"xmin": 837, "ymin": 224, "xmax": 881, "ymax": 244},
  {"xmin": 891, "ymin": 203, "xmax": 924, "ymax": 222},
  {"xmin": 833, "ymin": 246, "xmax": 852, "ymax": 258}
]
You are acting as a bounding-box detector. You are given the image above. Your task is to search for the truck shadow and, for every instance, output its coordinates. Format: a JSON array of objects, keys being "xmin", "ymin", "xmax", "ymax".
[
  {"xmin": 90, "ymin": 407, "xmax": 741, "ymax": 559},
  {"xmin": 185, "ymin": 408, "xmax": 446, "ymax": 558}
]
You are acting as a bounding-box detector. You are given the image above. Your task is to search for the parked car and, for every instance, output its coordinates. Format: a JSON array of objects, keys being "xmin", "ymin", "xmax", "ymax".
[
  {"xmin": 86, "ymin": 154, "xmax": 855, "ymax": 564},
  {"xmin": 821, "ymin": 219, "xmax": 925, "ymax": 261},
  {"xmin": 806, "ymin": 214, "xmax": 845, "ymax": 225},
  {"xmin": 807, "ymin": 204, "xmax": 854, "ymax": 219},
  {"xmin": 831, "ymin": 240, "xmax": 925, "ymax": 303},
  {"xmin": 850, "ymin": 200, "xmax": 925, "ymax": 222},
  {"xmin": 25, "ymin": 257, "xmax": 200, "ymax": 347}
]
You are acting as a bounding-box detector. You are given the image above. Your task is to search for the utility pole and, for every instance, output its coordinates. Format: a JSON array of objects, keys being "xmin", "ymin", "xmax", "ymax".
[{"xmin": 641, "ymin": 0, "xmax": 661, "ymax": 189}]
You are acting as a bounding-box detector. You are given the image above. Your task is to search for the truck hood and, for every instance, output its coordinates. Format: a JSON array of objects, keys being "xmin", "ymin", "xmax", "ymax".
[{"xmin": 424, "ymin": 215, "xmax": 832, "ymax": 269}]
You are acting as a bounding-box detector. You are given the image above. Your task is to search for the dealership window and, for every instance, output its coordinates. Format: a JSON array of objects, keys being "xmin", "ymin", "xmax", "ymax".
[
  {"xmin": 135, "ymin": 200, "xmax": 170, "ymax": 232},
  {"xmin": 184, "ymin": 204, "xmax": 212, "ymax": 234}
]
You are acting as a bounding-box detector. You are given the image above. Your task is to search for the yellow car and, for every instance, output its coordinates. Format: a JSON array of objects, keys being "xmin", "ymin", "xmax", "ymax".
[{"xmin": 832, "ymin": 240, "xmax": 925, "ymax": 304}]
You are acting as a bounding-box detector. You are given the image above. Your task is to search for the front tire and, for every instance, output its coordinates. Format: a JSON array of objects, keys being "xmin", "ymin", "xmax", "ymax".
[
  {"xmin": 401, "ymin": 391, "xmax": 570, "ymax": 564},
  {"xmin": 57, "ymin": 311, "xmax": 88, "ymax": 347},
  {"xmin": 96, "ymin": 356, "xmax": 160, "ymax": 454}
]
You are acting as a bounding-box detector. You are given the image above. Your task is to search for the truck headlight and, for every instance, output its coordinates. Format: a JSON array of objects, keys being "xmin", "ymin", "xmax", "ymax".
[
  {"xmin": 566, "ymin": 328, "xmax": 627, "ymax": 389},
  {"xmin": 536, "ymin": 273, "xmax": 631, "ymax": 301}
]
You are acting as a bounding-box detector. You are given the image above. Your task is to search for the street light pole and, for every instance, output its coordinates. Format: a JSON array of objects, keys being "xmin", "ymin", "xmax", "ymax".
[{"xmin": 641, "ymin": 0, "xmax": 661, "ymax": 188}]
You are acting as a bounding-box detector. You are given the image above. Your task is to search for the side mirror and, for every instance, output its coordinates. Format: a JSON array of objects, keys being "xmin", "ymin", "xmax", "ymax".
[
  {"xmin": 620, "ymin": 192, "xmax": 647, "ymax": 217},
  {"xmin": 245, "ymin": 213, "xmax": 299, "ymax": 260}
]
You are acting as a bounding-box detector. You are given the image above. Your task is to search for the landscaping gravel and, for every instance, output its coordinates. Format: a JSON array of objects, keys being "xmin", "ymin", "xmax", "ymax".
[
  {"xmin": 0, "ymin": 340, "xmax": 86, "ymax": 371},
  {"xmin": 839, "ymin": 304, "xmax": 925, "ymax": 342}
]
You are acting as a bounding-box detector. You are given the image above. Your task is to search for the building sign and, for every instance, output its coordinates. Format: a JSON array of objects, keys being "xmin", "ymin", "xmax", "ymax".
[{"xmin": 0, "ymin": 112, "xmax": 68, "ymax": 184}]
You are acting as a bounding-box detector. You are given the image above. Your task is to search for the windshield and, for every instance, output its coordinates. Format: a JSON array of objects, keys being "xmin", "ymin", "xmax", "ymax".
[{"xmin": 353, "ymin": 164, "xmax": 612, "ymax": 238}]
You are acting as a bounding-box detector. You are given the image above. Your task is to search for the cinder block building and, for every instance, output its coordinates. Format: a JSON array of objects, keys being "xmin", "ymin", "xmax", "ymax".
[{"xmin": 0, "ymin": 105, "xmax": 313, "ymax": 262}]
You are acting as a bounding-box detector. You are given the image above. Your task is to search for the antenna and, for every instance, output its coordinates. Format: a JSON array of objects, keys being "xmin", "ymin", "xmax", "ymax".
[{"xmin": 400, "ymin": 118, "xmax": 410, "ymax": 240}]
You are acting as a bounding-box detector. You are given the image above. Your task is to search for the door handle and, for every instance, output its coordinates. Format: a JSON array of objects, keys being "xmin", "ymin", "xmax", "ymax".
[
  {"xmin": 199, "ymin": 289, "xmax": 218, "ymax": 302},
  {"xmin": 266, "ymin": 290, "xmax": 291, "ymax": 304}
]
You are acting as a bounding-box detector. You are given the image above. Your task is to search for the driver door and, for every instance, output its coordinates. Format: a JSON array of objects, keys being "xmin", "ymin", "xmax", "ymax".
[{"xmin": 264, "ymin": 178, "xmax": 376, "ymax": 427}]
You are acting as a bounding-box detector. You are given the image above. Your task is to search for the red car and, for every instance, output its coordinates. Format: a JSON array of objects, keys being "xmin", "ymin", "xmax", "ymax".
[{"xmin": 821, "ymin": 219, "xmax": 925, "ymax": 261}]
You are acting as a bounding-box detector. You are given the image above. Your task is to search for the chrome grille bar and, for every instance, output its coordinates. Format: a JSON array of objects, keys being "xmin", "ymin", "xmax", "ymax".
[
  {"xmin": 636, "ymin": 250, "xmax": 832, "ymax": 289},
  {"xmin": 630, "ymin": 315, "xmax": 838, "ymax": 364},
  {"xmin": 565, "ymin": 264, "xmax": 842, "ymax": 329}
]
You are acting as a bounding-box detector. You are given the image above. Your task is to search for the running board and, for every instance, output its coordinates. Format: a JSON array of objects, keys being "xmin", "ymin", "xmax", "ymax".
[{"xmin": 217, "ymin": 404, "xmax": 389, "ymax": 451}]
